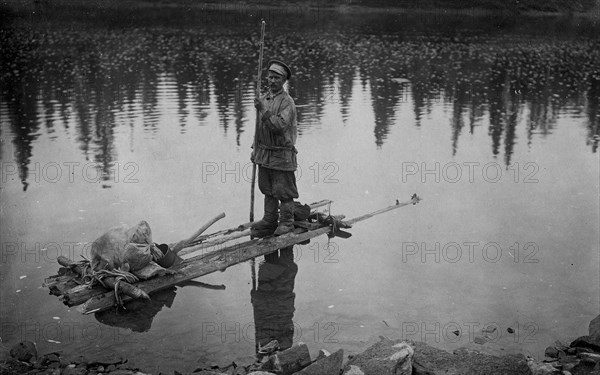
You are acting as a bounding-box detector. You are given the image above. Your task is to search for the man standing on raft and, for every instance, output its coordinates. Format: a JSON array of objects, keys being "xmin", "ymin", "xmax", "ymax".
[{"xmin": 251, "ymin": 60, "xmax": 298, "ymax": 237}]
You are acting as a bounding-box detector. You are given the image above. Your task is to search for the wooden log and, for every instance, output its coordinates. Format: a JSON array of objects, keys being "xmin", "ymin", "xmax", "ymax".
[
  {"xmin": 183, "ymin": 199, "xmax": 332, "ymax": 248},
  {"xmin": 98, "ymin": 276, "xmax": 150, "ymax": 301},
  {"xmin": 43, "ymin": 274, "xmax": 80, "ymax": 296},
  {"xmin": 178, "ymin": 199, "xmax": 333, "ymax": 258},
  {"xmin": 58, "ymin": 259, "xmax": 150, "ymax": 306},
  {"xmin": 43, "ymin": 258, "xmax": 88, "ymax": 297},
  {"xmin": 51, "ymin": 257, "xmax": 103, "ymax": 305},
  {"xmin": 77, "ymin": 225, "xmax": 332, "ymax": 314},
  {"xmin": 62, "ymin": 283, "xmax": 102, "ymax": 305},
  {"xmin": 177, "ymin": 228, "xmax": 251, "ymax": 257}
]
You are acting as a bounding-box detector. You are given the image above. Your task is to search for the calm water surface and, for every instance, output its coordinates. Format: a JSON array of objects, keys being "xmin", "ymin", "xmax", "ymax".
[{"xmin": 1, "ymin": 6, "xmax": 599, "ymax": 373}]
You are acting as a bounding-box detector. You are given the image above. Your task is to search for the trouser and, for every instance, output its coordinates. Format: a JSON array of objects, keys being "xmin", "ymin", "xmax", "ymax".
[
  {"xmin": 257, "ymin": 166, "xmax": 298, "ymax": 234},
  {"xmin": 257, "ymin": 166, "xmax": 299, "ymax": 201}
]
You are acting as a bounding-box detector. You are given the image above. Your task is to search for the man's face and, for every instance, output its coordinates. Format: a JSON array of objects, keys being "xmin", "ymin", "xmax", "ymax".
[{"xmin": 267, "ymin": 71, "xmax": 285, "ymax": 92}]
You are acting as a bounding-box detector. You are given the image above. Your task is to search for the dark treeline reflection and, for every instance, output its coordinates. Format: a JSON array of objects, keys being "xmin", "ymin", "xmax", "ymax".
[{"xmin": 1, "ymin": 9, "xmax": 599, "ymax": 188}]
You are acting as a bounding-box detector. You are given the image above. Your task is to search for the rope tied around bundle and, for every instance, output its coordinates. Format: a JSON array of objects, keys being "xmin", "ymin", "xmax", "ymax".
[
  {"xmin": 60, "ymin": 256, "xmax": 149, "ymax": 309},
  {"xmin": 80, "ymin": 264, "xmax": 140, "ymax": 308}
]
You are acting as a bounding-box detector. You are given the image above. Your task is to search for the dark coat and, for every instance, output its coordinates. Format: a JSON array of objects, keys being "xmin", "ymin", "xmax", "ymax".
[{"xmin": 252, "ymin": 89, "xmax": 298, "ymax": 171}]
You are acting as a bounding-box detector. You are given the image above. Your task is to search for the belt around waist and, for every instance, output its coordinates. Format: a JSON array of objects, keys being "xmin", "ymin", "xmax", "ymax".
[{"xmin": 258, "ymin": 143, "xmax": 297, "ymax": 153}]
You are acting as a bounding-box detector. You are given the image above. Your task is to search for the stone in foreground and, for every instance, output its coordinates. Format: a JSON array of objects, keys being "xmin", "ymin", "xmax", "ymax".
[
  {"xmin": 343, "ymin": 336, "xmax": 531, "ymax": 375},
  {"xmin": 293, "ymin": 348, "xmax": 343, "ymax": 375},
  {"xmin": 343, "ymin": 337, "xmax": 414, "ymax": 375}
]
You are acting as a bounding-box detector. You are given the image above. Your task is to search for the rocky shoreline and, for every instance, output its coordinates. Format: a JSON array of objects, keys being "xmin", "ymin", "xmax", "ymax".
[{"xmin": 2, "ymin": 314, "xmax": 599, "ymax": 375}]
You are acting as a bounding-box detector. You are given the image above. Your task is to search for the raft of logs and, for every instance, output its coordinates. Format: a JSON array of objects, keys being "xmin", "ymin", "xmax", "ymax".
[
  {"xmin": 43, "ymin": 195, "xmax": 421, "ymax": 315},
  {"xmin": 43, "ymin": 200, "xmax": 335, "ymax": 314}
]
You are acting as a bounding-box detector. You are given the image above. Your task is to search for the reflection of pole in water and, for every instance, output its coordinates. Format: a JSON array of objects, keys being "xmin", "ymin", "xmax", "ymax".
[
  {"xmin": 251, "ymin": 246, "xmax": 298, "ymax": 355},
  {"xmin": 251, "ymin": 258, "xmax": 256, "ymax": 292}
]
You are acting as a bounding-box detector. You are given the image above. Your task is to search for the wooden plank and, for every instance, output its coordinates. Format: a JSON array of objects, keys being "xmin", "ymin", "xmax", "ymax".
[
  {"xmin": 77, "ymin": 226, "xmax": 332, "ymax": 314},
  {"xmin": 177, "ymin": 228, "xmax": 251, "ymax": 257},
  {"xmin": 62, "ymin": 283, "xmax": 102, "ymax": 305},
  {"xmin": 43, "ymin": 274, "xmax": 80, "ymax": 297},
  {"xmin": 180, "ymin": 199, "xmax": 332, "ymax": 251}
]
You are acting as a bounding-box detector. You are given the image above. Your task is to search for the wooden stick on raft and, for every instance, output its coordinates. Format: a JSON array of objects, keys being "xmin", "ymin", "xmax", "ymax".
[
  {"xmin": 169, "ymin": 212, "xmax": 226, "ymax": 254},
  {"xmin": 178, "ymin": 200, "xmax": 333, "ymax": 257},
  {"xmin": 186, "ymin": 199, "xmax": 332, "ymax": 247}
]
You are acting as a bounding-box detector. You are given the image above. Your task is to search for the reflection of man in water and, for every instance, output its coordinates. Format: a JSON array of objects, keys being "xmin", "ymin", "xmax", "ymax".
[{"xmin": 251, "ymin": 246, "xmax": 298, "ymax": 353}]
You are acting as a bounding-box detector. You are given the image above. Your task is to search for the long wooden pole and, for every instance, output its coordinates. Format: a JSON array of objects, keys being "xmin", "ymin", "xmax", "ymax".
[
  {"xmin": 250, "ymin": 20, "xmax": 266, "ymax": 223},
  {"xmin": 346, "ymin": 194, "xmax": 421, "ymax": 226}
]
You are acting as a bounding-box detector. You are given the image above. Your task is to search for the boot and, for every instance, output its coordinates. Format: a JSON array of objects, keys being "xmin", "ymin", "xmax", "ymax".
[
  {"xmin": 274, "ymin": 200, "xmax": 295, "ymax": 236},
  {"xmin": 251, "ymin": 196, "xmax": 279, "ymax": 237}
]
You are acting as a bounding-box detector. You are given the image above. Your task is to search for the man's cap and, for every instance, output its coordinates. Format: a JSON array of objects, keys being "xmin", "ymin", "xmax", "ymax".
[{"xmin": 268, "ymin": 59, "xmax": 292, "ymax": 79}]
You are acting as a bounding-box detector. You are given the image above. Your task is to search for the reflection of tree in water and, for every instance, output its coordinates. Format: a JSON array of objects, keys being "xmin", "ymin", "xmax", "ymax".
[
  {"xmin": 2, "ymin": 75, "xmax": 40, "ymax": 191},
  {"xmin": 0, "ymin": 30, "xmax": 38, "ymax": 190},
  {"xmin": 586, "ymin": 77, "xmax": 599, "ymax": 153},
  {"xmin": 336, "ymin": 67, "xmax": 356, "ymax": 124},
  {"xmin": 91, "ymin": 73, "xmax": 118, "ymax": 183},
  {"xmin": 172, "ymin": 39, "xmax": 211, "ymax": 131},
  {"xmin": 251, "ymin": 247, "xmax": 298, "ymax": 352},
  {"xmin": 369, "ymin": 72, "xmax": 404, "ymax": 148},
  {"xmin": 174, "ymin": 69, "xmax": 191, "ymax": 131},
  {"xmin": 141, "ymin": 72, "xmax": 160, "ymax": 135},
  {"xmin": 233, "ymin": 85, "xmax": 253, "ymax": 147},
  {"xmin": 74, "ymin": 74, "xmax": 93, "ymax": 160},
  {"xmin": 487, "ymin": 65, "xmax": 508, "ymax": 160},
  {"xmin": 444, "ymin": 53, "xmax": 490, "ymax": 155},
  {"xmin": 467, "ymin": 79, "xmax": 486, "ymax": 135},
  {"xmin": 178, "ymin": 47, "xmax": 212, "ymax": 127},
  {"xmin": 292, "ymin": 73, "xmax": 321, "ymax": 133},
  {"xmin": 2, "ymin": 16, "xmax": 600, "ymax": 183},
  {"xmin": 409, "ymin": 53, "xmax": 439, "ymax": 128},
  {"xmin": 449, "ymin": 84, "xmax": 468, "ymax": 157},
  {"xmin": 212, "ymin": 56, "xmax": 243, "ymax": 137}
]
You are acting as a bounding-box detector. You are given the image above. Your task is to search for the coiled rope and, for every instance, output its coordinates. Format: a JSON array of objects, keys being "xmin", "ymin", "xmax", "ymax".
[{"xmin": 68, "ymin": 258, "xmax": 145, "ymax": 308}]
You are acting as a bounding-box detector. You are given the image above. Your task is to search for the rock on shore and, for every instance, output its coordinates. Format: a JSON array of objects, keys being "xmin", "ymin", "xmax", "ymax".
[
  {"xmin": 4, "ymin": 314, "xmax": 600, "ymax": 375},
  {"xmin": 0, "ymin": 347, "xmax": 149, "ymax": 375}
]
